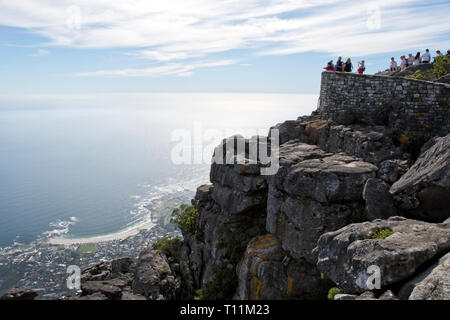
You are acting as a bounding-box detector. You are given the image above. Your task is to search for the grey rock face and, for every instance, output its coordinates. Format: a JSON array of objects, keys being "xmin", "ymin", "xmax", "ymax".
[
  {"xmin": 273, "ymin": 118, "xmax": 404, "ymax": 165},
  {"xmin": 271, "ymin": 116, "xmax": 323, "ymax": 145},
  {"xmin": 210, "ymin": 135, "xmax": 268, "ymax": 216},
  {"xmin": 111, "ymin": 257, "xmax": 135, "ymax": 276},
  {"xmin": 390, "ymin": 134, "xmax": 450, "ymax": 221},
  {"xmin": 235, "ymin": 234, "xmax": 330, "ymax": 300},
  {"xmin": 316, "ymin": 216, "xmax": 450, "ymax": 293},
  {"xmin": 181, "ymin": 137, "xmax": 269, "ymax": 297},
  {"xmin": 80, "ymin": 261, "xmax": 111, "ymax": 282},
  {"xmin": 81, "ymin": 280, "xmax": 123, "ymax": 300},
  {"xmin": 362, "ymin": 178, "xmax": 397, "ymax": 220},
  {"xmin": 267, "ymin": 141, "xmax": 377, "ymax": 263},
  {"xmin": 132, "ymin": 249, "xmax": 179, "ymax": 300},
  {"xmin": 317, "ymin": 125, "xmax": 403, "ymax": 164},
  {"xmin": 0, "ymin": 287, "xmax": 38, "ymax": 300},
  {"xmin": 408, "ymin": 252, "xmax": 450, "ymax": 300},
  {"xmin": 73, "ymin": 258, "xmax": 136, "ymax": 300},
  {"xmin": 377, "ymin": 159, "xmax": 410, "ymax": 184}
]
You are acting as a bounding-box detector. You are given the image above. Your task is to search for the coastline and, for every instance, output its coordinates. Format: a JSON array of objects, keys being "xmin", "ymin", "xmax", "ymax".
[{"xmin": 44, "ymin": 219, "xmax": 156, "ymax": 246}]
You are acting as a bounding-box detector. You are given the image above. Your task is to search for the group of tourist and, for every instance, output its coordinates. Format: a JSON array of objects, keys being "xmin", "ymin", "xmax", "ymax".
[
  {"xmin": 390, "ymin": 49, "xmax": 449, "ymax": 71},
  {"xmin": 324, "ymin": 56, "xmax": 366, "ymax": 74},
  {"xmin": 324, "ymin": 49, "xmax": 448, "ymax": 75}
]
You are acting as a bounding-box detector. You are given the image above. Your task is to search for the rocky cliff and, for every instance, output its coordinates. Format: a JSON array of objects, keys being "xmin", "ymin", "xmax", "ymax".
[{"xmin": 8, "ymin": 71, "xmax": 448, "ymax": 301}]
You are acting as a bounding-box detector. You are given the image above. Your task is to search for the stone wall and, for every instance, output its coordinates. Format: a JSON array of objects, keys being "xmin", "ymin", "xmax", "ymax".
[{"xmin": 318, "ymin": 71, "xmax": 450, "ymax": 155}]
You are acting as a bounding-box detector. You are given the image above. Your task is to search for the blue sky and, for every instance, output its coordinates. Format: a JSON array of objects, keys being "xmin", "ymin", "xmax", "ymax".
[{"xmin": 0, "ymin": 0, "xmax": 449, "ymax": 95}]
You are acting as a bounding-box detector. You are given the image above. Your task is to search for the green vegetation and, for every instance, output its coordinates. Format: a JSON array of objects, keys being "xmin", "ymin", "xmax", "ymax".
[
  {"xmin": 370, "ymin": 228, "xmax": 394, "ymax": 239},
  {"xmin": 152, "ymin": 236, "xmax": 182, "ymax": 263},
  {"xmin": 404, "ymin": 56, "xmax": 450, "ymax": 81},
  {"xmin": 433, "ymin": 55, "xmax": 450, "ymax": 79},
  {"xmin": 170, "ymin": 204, "xmax": 199, "ymax": 236},
  {"xmin": 406, "ymin": 70, "xmax": 427, "ymax": 80},
  {"xmin": 328, "ymin": 287, "xmax": 342, "ymax": 300},
  {"xmin": 76, "ymin": 243, "xmax": 95, "ymax": 254},
  {"xmin": 194, "ymin": 266, "xmax": 237, "ymax": 300}
]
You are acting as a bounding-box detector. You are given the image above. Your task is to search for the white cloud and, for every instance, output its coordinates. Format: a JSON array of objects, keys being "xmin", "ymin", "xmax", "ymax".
[
  {"xmin": 1, "ymin": 0, "xmax": 449, "ymax": 76},
  {"xmin": 30, "ymin": 48, "xmax": 49, "ymax": 57},
  {"xmin": 75, "ymin": 59, "xmax": 237, "ymax": 77}
]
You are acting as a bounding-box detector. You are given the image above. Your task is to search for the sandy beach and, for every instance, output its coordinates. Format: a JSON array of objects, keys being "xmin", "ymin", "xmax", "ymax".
[{"xmin": 45, "ymin": 219, "xmax": 156, "ymax": 246}]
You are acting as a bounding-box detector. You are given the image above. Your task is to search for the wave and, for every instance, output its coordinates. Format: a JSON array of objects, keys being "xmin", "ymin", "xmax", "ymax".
[{"xmin": 42, "ymin": 166, "xmax": 209, "ymax": 246}]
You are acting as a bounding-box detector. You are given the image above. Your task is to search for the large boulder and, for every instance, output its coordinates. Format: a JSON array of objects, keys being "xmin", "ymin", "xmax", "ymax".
[
  {"xmin": 210, "ymin": 135, "xmax": 268, "ymax": 215},
  {"xmin": 73, "ymin": 258, "xmax": 135, "ymax": 300},
  {"xmin": 235, "ymin": 234, "xmax": 330, "ymax": 300},
  {"xmin": 403, "ymin": 252, "xmax": 450, "ymax": 300},
  {"xmin": 80, "ymin": 261, "xmax": 111, "ymax": 282},
  {"xmin": 267, "ymin": 141, "xmax": 378, "ymax": 263},
  {"xmin": 390, "ymin": 134, "xmax": 450, "ymax": 221},
  {"xmin": 132, "ymin": 249, "xmax": 180, "ymax": 300},
  {"xmin": 315, "ymin": 216, "xmax": 450, "ymax": 293}
]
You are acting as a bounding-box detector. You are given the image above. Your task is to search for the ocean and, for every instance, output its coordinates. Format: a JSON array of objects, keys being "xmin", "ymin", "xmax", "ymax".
[{"xmin": 0, "ymin": 93, "xmax": 318, "ymax": 248}]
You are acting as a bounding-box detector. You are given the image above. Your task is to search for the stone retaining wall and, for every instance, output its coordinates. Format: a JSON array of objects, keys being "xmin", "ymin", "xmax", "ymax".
[{"xmin": 318, "ymin": 71, "xmax": 450, "ymax": 154}]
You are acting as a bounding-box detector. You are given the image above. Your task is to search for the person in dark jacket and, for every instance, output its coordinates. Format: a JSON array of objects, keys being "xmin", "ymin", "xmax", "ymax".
[
  {"xmin": 335, "ymin": 56, "xmax": 344, "ymax": 72},
  {"xmin": 344, "ymin": 58, "xmax": 353, "ymax": 72}
]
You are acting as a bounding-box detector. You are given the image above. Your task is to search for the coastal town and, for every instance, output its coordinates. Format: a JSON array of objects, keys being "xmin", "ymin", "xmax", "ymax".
[{"xmin": 0, "ymin": 189, "xmax": 192, "ymax": 299}]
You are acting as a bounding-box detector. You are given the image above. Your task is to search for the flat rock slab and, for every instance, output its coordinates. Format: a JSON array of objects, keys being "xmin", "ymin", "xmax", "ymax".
[
  {"xmin": 409, "ymin": 252, "xmax": 450, "ymax": 300},
  {"xmin": 390, "ymin": 134, "xmax": 450, "ymax": 221},
  {"xmin": 316, "ymin": 216, "xmax": 450, "ymax": 293}
]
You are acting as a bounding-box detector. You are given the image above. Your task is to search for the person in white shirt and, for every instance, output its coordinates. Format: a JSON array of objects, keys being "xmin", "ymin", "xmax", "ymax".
[
  {"xmin": 390, "ymin": 57, "xmax": 398, "ymax": 71},
  {"xmin": 400, "ymin": 56, "xmax": 407, "ymax": 70},
  {"xmin": 407, "ymin": 53, "xmax": 414, "ymax": 67},
  {"xmin": 422, "ymin": 49, "xmax": 431, "ymax": 63}
]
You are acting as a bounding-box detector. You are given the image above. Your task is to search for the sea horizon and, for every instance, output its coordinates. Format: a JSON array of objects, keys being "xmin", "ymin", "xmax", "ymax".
[{"xmin": 0, "ymin": 92, "xmax": 318, "ymax": 249}]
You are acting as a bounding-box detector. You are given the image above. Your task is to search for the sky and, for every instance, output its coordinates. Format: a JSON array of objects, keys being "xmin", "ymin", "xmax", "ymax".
[{"xmin": 0, "ymin": 0, "xmax": 449, "ymax": 95}]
